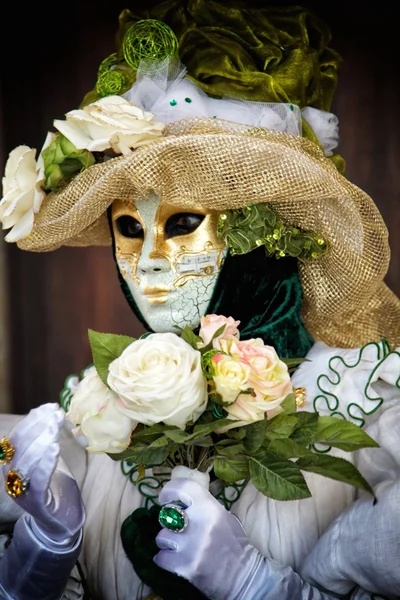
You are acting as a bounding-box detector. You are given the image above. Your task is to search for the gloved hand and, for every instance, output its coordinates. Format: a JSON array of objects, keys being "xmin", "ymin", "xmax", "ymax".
[
  {"xmin": 0, "ymin": 403, "xmax": 85, "ymax": 600},
  {"xmin": 1, "ymin": 402, "xmax": 85, "ymax": 546},
  {"xmin": 154, "ymin": 478, "xmax": 338, "ymax": 600}
]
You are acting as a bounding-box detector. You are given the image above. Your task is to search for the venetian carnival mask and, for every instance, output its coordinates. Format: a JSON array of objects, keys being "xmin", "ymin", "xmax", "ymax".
[{"xmin": 111, "ymin": 194, "xmax": 227, "ymax": 332}]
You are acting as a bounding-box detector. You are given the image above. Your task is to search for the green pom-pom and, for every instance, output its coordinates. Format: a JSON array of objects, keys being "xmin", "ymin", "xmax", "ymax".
[
  {"xmin": 96, "ymin": 70, "xmax": 126, "ymax": 97},
  {"xmin": 122, "ymin": 19, "xmax": 178, "ymax": 70}
]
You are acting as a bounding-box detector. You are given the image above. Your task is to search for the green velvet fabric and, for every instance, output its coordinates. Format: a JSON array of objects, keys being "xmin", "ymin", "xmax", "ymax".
[
  {"xmin": 121, "ymin": 505, "xmax": 207, "ymax": 600},
  {"xmin": 207, "ymin": 249, "xmax": 313, "ymax": 358}
]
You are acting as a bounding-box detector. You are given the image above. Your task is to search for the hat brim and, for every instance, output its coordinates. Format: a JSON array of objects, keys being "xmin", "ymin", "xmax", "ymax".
[{"xmin": 17, "ymin": 118, "xmax": 400, "ymax": 348}]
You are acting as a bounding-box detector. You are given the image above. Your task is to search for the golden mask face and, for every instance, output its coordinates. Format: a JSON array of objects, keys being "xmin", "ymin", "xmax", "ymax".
[
  {"xmin": 111, "ymin": 194, "xmax": 227, "ymax": 333},
  {"xmin": 111, "ymin": 197, "xmax": 226, "ymax": 287}
]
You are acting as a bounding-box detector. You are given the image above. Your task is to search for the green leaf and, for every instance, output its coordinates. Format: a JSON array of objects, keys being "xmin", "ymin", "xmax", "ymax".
[
  {"xmin": 184, "ymin": 436, "xmax": 214, "ymax": 447},
  {"xmin": 227, "ymin": 427, "xmax": 246, "ymax": 440},
  {"xmin": 132, "ymin": 423, "xmax": 169, "ymax": 442},
  {"xmin": 213, "ymin": 455, "xmax": 250, "ymax": 483},
  {"xmin": 267, "ymin": 438, "xmax": 314, "ymax": 459},
  {"xmin": 109, "ymin": 442, "xmax": 170, "ymax": 466},
  {"xmin": 148, "ymin": 436, "xmax": 170, "ymax": 448},
  {"xmin": 279, "ymin": 393, "xmax": 297, "ymax": 415},
  {"xmin": 163, "ymin": 428, "xmax": 193, "ymax": 443},
  {"xmin": 180, "ymin": 325, "xmax": 202, "ymax": 350},
  {"xmin": 281, "ymin": 358, "xmax": 310, "ymax": 373},
  {"xmin": 88, "ymin": 329, "xmax": 135, "ymax": 387},
  {"xmin": 296, "ymin": 454, "xmax": 375, "ymax": 498},
  {"xmin": 215, "ymin": 443, "xmax": 246, "ymax": 458},
  {"xmin": 201, "ymin": 325, "xmax": 227, "ymax": 352},
  {"xmin": 186, "ymin": 418, "xmax": 234, "ymax": 440},
  {"xmin": 243, "ymin": 418, "xmax": 267, "ymax": 454},
  {"xmin": 314, "ymin": 416, "xmax": 380, "ymax": 451},
  {"xmin": 249, "ymin": 451, "xmax": 311, "ymax": 500},
  {"xmin": 290, "ymin": 411, "xmax": 319, "ymax": 444},
  {"xmin": 265, "ymin": 414, "xmax": 298, "ymax": 440}
]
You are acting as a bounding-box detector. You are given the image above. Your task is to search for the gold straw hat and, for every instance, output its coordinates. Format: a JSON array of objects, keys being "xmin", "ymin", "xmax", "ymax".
[{"xmin": 15, "ymin": 118, "xmax": 400, "ymax": 350}]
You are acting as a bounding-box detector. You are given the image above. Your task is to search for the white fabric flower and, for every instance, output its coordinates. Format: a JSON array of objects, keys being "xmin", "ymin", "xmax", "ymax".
[
  {"xmin": 107, "ymin": 332, "xmax": 208, "ymax": 430},
  {"xmin": 66, "ymin": 367, "xmax": 137, "ymax": 453},
  {"xmin": 53, "ymin": 96, "xmax": 165, "ymax": 155},
  {"xmin": 0, "ymin": 133, "xmax": 53, "ymax": 242}
]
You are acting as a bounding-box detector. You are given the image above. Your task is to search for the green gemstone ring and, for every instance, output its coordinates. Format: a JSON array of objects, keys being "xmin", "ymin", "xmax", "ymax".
[{"xmin": 158, "ymin": 502, "xmax": 188, "ymax": 533}]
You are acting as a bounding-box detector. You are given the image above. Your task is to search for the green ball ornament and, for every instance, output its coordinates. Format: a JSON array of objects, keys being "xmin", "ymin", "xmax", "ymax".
[
  {"xmin": 122, "ymin": 19, "xmax": 178, "ymax": 70},
  {"xmin": 96, "ymin": 70, "xmax": 126, "ymax": 97}
]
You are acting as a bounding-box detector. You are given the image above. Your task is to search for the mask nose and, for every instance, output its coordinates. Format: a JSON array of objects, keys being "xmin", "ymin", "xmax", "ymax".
[
  {"xmin": 137, "ymin": 246, "xmax": 172, "ymax": 275},
  {"xmin": 138, "ymin": 259, "xmax": 170, "ymax": 275}
]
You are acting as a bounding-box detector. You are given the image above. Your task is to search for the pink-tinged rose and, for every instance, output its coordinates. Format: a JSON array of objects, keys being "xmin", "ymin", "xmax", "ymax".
[
  {"xmin": 199, "ymin": 314, "xmax": 240, "ymax": 349},
  {"xmin": 216, "ymin": 338, "xmax": 293, "ymax": 431},
  {"xmin": 212, "ymin": 354, "xmax": 251, "ymax": 404}
]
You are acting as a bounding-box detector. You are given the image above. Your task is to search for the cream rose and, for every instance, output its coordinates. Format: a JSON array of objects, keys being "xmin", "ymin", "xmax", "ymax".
[
  {"xmin": 212, "ymin": 354, "xmax": 251, "ymax": 404},
  {"xmin": 198, "ymin": 314, "xmax": 240, "ymax": 349},
  {"xmin": 0, "ymin": 134, "xmax": 53, "ymax": 242},
  {"xmin": 53, "ymin": 96, "xmax": 165, "ymax": 155},
  {"xmin": 66, "ymin": 367, "xmax": 137, "ymax": 453},
  {"xmin": 107, "ymin": 332, "xmax": 208, "ymax": 430}
]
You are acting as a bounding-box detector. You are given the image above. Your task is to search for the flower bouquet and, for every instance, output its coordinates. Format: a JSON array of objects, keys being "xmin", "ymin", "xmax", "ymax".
[{"xmin": 66, "ymin": 314, "xmax": 378, "ymax": 502}]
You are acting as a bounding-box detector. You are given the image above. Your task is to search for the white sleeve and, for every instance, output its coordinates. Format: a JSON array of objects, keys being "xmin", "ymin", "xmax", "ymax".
[{"xmin": 291, "ymin": 341, "xmax": 400, "ymax": 596}]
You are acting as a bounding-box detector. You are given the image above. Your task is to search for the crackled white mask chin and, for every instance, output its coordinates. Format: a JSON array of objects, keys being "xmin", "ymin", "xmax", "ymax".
[{"xmin": 111, "ymin": 194, "xmax": 227, "ymax": 333}]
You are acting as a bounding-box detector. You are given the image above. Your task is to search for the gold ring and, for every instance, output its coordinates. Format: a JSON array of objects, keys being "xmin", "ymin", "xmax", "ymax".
[
  {"xmin": 5, "ymin": 469, "xmax": 29, "ymax": 498},
  {"xmin": 0, "ymin": 437, "xmax": 15, "ymax": 465}
]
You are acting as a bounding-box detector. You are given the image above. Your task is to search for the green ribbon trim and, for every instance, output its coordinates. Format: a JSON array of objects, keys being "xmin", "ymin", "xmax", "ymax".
[{"xmin": 313, "ymin": 340, "xmax": 399, "ymax": 428}]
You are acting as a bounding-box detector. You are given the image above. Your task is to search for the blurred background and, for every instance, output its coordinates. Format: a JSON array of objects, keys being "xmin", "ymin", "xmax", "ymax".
[{"xmin": 0, "ymin": 1, "xmax": 398, "ymax": 414}]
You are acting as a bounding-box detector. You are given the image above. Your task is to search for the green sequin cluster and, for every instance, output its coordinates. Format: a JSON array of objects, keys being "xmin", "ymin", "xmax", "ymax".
[{"xmin": 218, "ymin": 204, "xmax": 328, "ymax": 261}]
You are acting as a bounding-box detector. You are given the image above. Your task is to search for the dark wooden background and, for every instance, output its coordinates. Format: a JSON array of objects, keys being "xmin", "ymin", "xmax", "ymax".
[{"xmin": 0, "ymin": 2, "xmax": 398, "ymax": 414}]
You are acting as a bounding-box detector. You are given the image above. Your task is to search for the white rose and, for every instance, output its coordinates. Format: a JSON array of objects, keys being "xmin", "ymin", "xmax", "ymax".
[
  {"xmin": 0, "ymin": 133, "xmax": 53, "ymax": 242},
  {"xmin": 53, "ymin": 96, "xmax": 165, "ymax": 155},
  {"xmin": 66, "ymin": 367, "xmax": 137, "ymax": 453},
  {"xmin": 107, "ymin": 332, "xmax": 208, "ymax": 430}
]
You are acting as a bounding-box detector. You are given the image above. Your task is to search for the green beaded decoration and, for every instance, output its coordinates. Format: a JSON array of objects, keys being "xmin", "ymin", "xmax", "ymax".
[
  {"xmin": 218, "ymin": 204, "xmax": 328, "ymax": 262},
  {"xmin": 122, "ymin": 19, "xmax": 178, "ymax": 70},
  {"xmin": 96, "ymin": 70, "xmax": 127, "ymax": 97}
]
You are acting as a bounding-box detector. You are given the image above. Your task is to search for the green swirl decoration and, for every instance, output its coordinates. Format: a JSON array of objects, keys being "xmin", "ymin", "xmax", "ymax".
[
  {"xmin": 218, "ymin": 204, "xmax": 328, "ymax": 261},
  {"xmin": 122, "ymin": 19, "xmax": 178, "ymax": 70}
]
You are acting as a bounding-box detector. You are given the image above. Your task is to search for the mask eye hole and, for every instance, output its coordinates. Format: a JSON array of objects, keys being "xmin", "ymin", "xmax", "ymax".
[
  {"xmin": 115, "ymin": 215, "xmax": 144, "ymax": 239},
  {"xmin": 165, "ymin": 213, "xmax": 205, "ymax": 239}
]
